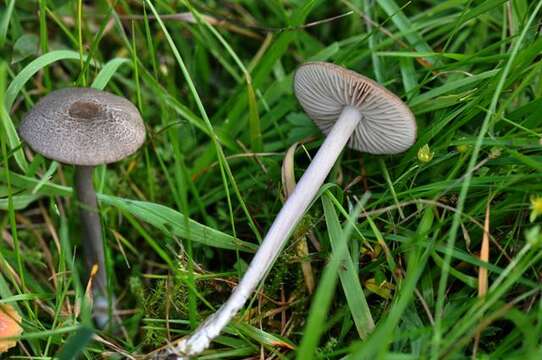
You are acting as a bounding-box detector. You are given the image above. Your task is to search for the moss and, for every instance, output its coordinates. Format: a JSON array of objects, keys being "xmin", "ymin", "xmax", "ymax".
[{"xmin": 135, "ymin": 276, "xmax": 188, "ymax": 347}]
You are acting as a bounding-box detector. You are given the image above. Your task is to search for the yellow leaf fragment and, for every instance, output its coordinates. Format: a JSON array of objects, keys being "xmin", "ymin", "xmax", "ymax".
[{"xmin": 0, "ymin": 304, "xmax": 22, "ymax": 353}]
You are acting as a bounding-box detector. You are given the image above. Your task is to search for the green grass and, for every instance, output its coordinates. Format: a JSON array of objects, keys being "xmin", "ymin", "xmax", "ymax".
[{"xmin": 1, "ymin": 0, "xmax": 542, "ymax": 358}]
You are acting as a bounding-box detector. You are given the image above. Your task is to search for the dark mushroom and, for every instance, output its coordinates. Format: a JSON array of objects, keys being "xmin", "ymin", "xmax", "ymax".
[{"xmin": 19, "ymin": 88, "xmax": 145, "ymax": 327}]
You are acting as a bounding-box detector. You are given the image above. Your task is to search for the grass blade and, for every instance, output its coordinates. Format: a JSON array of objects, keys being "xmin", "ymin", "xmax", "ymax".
[
  {"xmin": 99, "ymin": 195, "xmax": 257, "ymax": 253},
  {"xmin": 56, "ymin": 326, "xmax": 94, "ymax": 360},
  {"xmin": 0, "ymin": 0, "xmax": 15, "ymax": 48},
  {"xmin": 376, "ymin": 0, "xmax": 436, "ymax": 64},
  {"xmin": 91, "ymin": 57, "xmax": 130, "ymax": 90},
  {"xmin": 5, "ymin": 50, "xmax": 81, "ymax": 109},
  {"xmin": 324, "ymin": 193, "xmax": 375, "ymax": 339},
  {"xmin": 297, "ymin": 192, "xmax": 370, "ymax": 359}
]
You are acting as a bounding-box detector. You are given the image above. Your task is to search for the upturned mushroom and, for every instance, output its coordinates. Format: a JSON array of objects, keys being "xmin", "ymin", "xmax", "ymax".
[
  {"xmin": 19, "ymin": 88, "xmax": 145, "ymax": 327},
  {"xmin": 156, "ymin": 62, "xmax": 416, "ymax": 358}
]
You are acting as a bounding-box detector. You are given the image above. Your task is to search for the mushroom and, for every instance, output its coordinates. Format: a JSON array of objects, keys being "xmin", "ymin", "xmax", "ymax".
[
  {"xmin": 156, "ymin": 62, "xmax": 416, "ymax": 359},
  {"xmin": 19, "ymin": 88, "xmax": 145, "ymax": 327}
]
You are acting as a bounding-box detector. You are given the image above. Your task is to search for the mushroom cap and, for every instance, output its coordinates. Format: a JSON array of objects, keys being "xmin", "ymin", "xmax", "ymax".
[
  {"xmin": 19, "ymin": 88, "xmax": 145, "ymax": 166},
  {"xmin": 294, "ymin": 62, "xmax": 416, "ymax": 154}
]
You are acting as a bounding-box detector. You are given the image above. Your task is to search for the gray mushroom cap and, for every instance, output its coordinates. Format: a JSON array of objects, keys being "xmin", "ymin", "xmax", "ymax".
[
  {"xmin": 19, "ymin": 88, "xmax": 145, "ymax": 166},
  {"xmin": 294, "ymin": 62, "xmax": 416, "ymax": 154}
]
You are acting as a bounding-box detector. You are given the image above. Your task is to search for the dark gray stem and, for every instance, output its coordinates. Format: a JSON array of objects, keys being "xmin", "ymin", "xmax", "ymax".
[{"xmin": 74, "ymin": 165, "xmax": 108, "ymax": 327}]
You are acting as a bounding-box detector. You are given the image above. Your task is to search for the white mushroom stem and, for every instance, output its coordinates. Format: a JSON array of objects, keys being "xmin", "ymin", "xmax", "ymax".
[{"xmin": 162, "ymin": 106, "xmax": 362, "ymax": 359}]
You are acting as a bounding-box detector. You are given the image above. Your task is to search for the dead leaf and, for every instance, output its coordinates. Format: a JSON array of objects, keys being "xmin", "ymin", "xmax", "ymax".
[{"xmin": 0, "ymin": 304, "xmax": 23, "ymax": 353}]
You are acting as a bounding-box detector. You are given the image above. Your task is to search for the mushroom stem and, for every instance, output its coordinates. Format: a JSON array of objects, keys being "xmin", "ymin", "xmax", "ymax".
[
  {"xmin": 168, "ymin": 106, "xmax": 362, "ymax": 358},
  {"xmin": 74, "ymin": 165, "xmax": 108, "ymax": 328}
]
